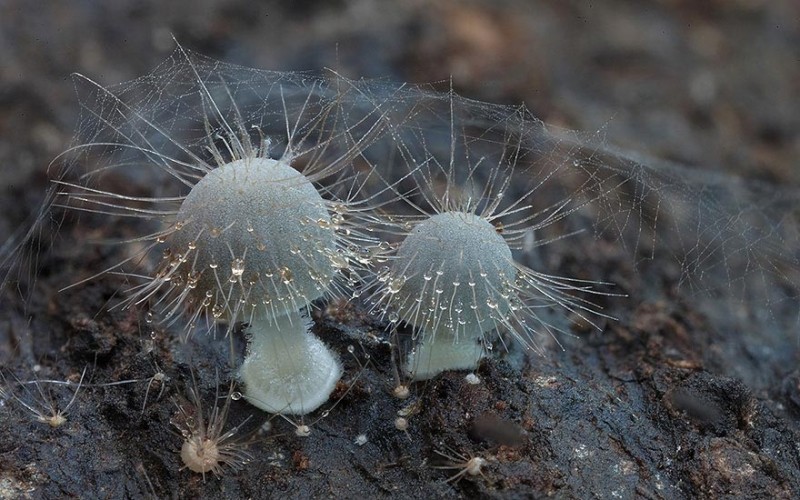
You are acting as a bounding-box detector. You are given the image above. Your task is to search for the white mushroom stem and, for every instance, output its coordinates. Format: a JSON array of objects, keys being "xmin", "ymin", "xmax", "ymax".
[
  {"xmin": 239, "ymin": 310, "xmax": 342, "ymax": 415},
  {"xmin": 405, "ymin": 332, "xmax": 486, "ymax": 381}
]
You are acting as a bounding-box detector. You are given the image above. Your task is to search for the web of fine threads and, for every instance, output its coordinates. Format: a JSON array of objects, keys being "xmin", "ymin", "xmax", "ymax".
[{"xmin": 11, "ymin": 47, "xmax": 800, "ymax": 345}]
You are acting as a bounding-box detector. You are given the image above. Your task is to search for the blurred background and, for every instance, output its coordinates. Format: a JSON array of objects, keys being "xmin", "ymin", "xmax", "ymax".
[{"xmin": 1, "ymin": 0, "xmax": 797, "ymax": 198}]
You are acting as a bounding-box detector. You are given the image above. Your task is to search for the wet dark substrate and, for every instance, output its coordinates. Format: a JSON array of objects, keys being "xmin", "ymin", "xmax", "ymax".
[{"xmin": 1, "ymin": 211, "xmax": 799, "ymax": 499}]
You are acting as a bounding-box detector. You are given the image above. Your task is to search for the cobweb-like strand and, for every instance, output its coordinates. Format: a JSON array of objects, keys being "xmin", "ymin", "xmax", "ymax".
[
  {"xmin": 27, "ymin": 48, "xmax": 404, "ymax": 342},
  {"xmin": 364, "ymin": 84, "xmax": 800, "ymax": 355},
  {"xmin": 3, "ymin": 48, "xmax": 798, "ymax": 363}
]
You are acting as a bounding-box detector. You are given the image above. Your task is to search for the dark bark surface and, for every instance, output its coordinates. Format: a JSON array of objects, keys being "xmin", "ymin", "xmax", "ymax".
[{"xmin": 1, "ymin": 1, "xmax": 799, "ymax": 498}]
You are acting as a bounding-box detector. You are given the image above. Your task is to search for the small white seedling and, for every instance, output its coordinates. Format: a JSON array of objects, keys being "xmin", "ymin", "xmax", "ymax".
[
  {"xmin": 394, "ymin": 416, "xmax": 409, "ymax": 432},
  {"xmin": 49, "ymin": 47, "xmax": 392, "ymax": 415},
  {"xmin": 84, "ymin": 357, "xmax": 170, "ymax": 413},
  {"xmin": 433, "ymin": 445, "xmax": 492, "ymax": 484},
  {"xmin": 464, "ymin": 373, "xmax": 480, "ymax": 385},
  {"xmin": 171, "ymin": 379, "xmax": 254, "ymax": 480},
  {"xmin": 1, "ymin": 366, "xmax": 87, "ymax": 428}
]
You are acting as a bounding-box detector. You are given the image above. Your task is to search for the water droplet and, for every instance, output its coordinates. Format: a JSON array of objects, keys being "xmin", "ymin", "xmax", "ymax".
[
  {"xmin": 231, "ymin": 258, "xmax": 245, "ymax": 277},
  {"xmin": 231, "ymin": 392, "xmax": 242, "ymax": 401},
  {"xmin": 355, "ymin": 247, "xmax": 372, "ymax": 264},
  {"xmin": 330, "ymin": 253, "xmax": 348, "ymax": 269},
  {"xmin": 279, "ymin": 267, "xmax": 293, "ymax": 284},
  {"xmin": 209, "ymin": 227, "xmax": 221, "ymax": 238},
  {"xmin": 388, "ymin": 277, "xmax": 405, "ymax": 294}
]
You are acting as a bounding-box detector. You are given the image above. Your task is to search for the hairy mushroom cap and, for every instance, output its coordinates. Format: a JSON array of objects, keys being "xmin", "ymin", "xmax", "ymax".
[
  {"xmin": 392, "ymin": 211, "xmax": 515, "ymax": 338},
  {"xmin": 169, "ymin": 157, "xmax": 337, "ymax": 320}
]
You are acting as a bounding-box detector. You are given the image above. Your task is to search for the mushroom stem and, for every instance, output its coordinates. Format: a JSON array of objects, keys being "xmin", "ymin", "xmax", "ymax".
[
  {"xmin": 239, "ymin": 310, "xmax": 342, "ymax": 415},
  {"xmin": 405, "ymin": 332, "xmax": 486, "ymax": 381}
]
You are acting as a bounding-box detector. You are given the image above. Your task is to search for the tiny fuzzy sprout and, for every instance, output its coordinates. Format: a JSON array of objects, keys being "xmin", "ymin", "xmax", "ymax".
[
  {"xmin": 433, "ymin": 445, "xmax": 492, "ymax": 484},
  {"xmin": 464, "ymin": 373, "xmax": 480, "ymax": 385},
  {"xmin": 47, "ymin": 46, "xmax": 395, "ymax": 416},
  {"xmin": 367, "ymin": 90, "xmax": 614, "ymax": 381},
  {"xmin": 171, "ymin": 379, "xmax": 254, "ymax": 480},
  {"xmin": 1, "ymin": 366, "xmax": 86, "ymax": 428},
  {"xmin": 394, "ymin": 416, "xmax": 409, "ymax": 431},
  {"xmin": 392, "ymin": 384, "xmax": 411, "ymax": 399},
  {"xmin": 389, "ymin": 338, "xmax": 411, "ymax": 399},
  {"xmin": 294, "ymin": 424, "xmax": 312, "ymax": 438}
]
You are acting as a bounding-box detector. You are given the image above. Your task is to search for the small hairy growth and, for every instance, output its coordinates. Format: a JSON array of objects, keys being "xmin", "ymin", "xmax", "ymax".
[
  {"xmin": 432, "ymin": 445, "xmax": 492, "ymax": 484},
  {"xmin": 171, "ymin": 379, "xmax": 254, "ymax": 480},
  {"xmin": 1, "ymin": 367, "xmax": 87, "ymax": 428}
]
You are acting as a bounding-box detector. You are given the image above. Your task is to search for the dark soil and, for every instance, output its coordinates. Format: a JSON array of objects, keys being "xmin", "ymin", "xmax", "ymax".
[{"xmin": 1, "ymin": 1, "xmax": 799, "ymax": 499}]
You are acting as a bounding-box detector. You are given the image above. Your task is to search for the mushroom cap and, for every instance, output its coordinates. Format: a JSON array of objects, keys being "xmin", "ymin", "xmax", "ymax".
[
  {"xmin": 170, "ymin": 157, "xmax": 336, "ymax": 319},
  {"xmin": 391, "ymin": 211, "xmax": 515, "ymax": 338}
]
